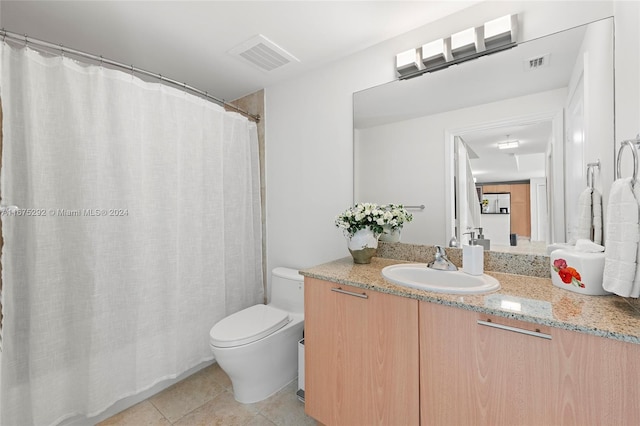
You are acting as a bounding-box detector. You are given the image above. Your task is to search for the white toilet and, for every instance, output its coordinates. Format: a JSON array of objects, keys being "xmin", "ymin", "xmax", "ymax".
[{"xmin": 209, "ymin": 267, "xmax": 304, "ymax": 403}]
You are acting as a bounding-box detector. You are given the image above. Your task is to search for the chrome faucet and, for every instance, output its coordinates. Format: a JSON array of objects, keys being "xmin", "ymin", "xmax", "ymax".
[{"xmin": 427, "ymin": 245, "xmax": 458, "ymax": 271}]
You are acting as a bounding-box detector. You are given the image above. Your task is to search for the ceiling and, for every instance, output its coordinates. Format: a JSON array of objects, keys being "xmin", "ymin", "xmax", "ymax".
[
  {"xmin": 0, "ymin": 1, "xmax": 479, "ymax": 101},
  {"xmin": 463, "ymin": 120, "xmax": 552, "ymax": 183}
]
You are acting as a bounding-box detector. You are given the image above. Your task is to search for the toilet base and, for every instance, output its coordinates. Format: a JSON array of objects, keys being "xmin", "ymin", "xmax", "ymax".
[{"xmin": 211, "ymin": 316, "xmax": 304, "ymax": 404}]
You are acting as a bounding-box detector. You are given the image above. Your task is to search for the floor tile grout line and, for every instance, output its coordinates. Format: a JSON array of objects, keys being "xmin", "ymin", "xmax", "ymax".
[
  {"xmin": 172, "ymin": 367, "xmax": 235, "ymax": 424},
  {"xmin": 146, "ymin": 398, "xmax": 173, "ymax": 426},
  {"xmin": 148, "ymin": 397, "xmax": 182, "ymax": 424},
  {"xmin": 145, "ymin": 399, "xmax": 171, "ymax": 425},
  {"xmin": 163, "ymin": 387, "xmax": 230, "ymax": 425}
]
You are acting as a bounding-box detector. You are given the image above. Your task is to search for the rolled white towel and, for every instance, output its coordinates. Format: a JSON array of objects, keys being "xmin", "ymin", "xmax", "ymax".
[
  {"xmin": 592, "ymin": 188, "xmax": 603, "ymax": 245},
  {"xmin": 571, "ymin": 188, "xmax": 593, "ymax": 244},
  {"xmin": 575, "ymin": 238, "xmax": 604, "ymax": 253},
  {"xmin": 631, "ymin": 181, "xmax": 640, "ymax": 298},
  {"xmin": 603, "ymin": 178, "xmax": 640, "ymax": 297}
]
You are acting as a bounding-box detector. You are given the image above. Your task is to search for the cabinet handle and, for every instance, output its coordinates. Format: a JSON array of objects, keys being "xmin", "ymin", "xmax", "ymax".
[
  {"xmin": 331, "ymin": 287, "xmax": 368, "ymax": 299},
  {"xmin": 477, "ymin": 319, "xmax": 551, "ymax": 340}
]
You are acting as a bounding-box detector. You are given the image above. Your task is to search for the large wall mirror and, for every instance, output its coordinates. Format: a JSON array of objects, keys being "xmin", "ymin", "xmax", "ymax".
[{"xmin": 354, "ymin": 17, "xmax": 614, "ymax": 253}]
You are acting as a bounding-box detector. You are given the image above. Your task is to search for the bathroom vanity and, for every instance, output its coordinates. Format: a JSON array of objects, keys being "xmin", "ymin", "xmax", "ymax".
[{"xmin": 301, "ymin": 256, "xmax": 640, "ymax": 426}]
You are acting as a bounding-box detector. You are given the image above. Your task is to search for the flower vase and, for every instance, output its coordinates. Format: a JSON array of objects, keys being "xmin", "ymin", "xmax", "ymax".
[
  {"xmin": 346, "ymin": 228, "xmax": 380, "ymax": 264},
  {"xmin": 379, "ymin": 227, "xmax": 401, "ymax": 243}
]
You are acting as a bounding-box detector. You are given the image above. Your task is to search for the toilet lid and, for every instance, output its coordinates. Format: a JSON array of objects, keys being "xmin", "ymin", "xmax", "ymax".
[{"xmin": 209, "ymin": 304, "xmax": 290, "ymax": 348}]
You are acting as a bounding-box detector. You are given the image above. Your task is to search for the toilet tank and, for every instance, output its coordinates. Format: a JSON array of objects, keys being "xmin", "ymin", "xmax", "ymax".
[{"xmin": 270, "ymin": 267, "xmax": 304, "ymax": 314}]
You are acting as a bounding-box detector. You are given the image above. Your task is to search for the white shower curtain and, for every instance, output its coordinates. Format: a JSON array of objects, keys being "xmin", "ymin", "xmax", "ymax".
[{"xmin": 0, "ymin": 43, "xmax": 264, "ymax": 425}]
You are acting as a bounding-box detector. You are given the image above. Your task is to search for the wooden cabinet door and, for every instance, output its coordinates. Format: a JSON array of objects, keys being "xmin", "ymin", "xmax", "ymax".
[
  {"xmin": 482, "ymin": 183, "xmax": 531, "ymax": 237},
  {"xmin": 509, "ymin": 183, "xmax": 531, "ymax": 237},
  {"xmin": 305, "ymin": 278, "xmax": 419, "ymax": 426},
  {"xmin": 553, "ymin": 326, "xmax": 640, "ymax": 424},
  {"xmin": 420, "ymin": 302, "xmax": 555, "ymax": 425},
  {"xmin": 495, "ymin": 184, "xmax": 511, "ymax": 193},
  {"xmin": 481, "ymin": 185, "xmax": 498, "ymax": 194},
  {"xmin": 483, "ymin": 184, "xmax": 510, "ymax": 194}
]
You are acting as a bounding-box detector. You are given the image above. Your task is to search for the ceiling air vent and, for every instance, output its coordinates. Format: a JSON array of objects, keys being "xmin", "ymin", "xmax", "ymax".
[
  {"xmin": 229, "ymin": 34, "xmax": 299, "ymax": 72},
  {"xmin": 524, "ymin": 54, "xmax": 550, "ymax": 71}
]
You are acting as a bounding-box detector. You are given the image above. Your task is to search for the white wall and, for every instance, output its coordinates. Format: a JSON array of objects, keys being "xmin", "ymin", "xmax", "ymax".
[
  {"xmin": 354, "ymin": 116, "xmax": 442, "ymax": 245},
  {"xmin": 582, "ymin": 18, "xmax": 615, "ymax": 199},
  {"xmin": 614, "ymin": 1, "xmax": 640, "ymax": 179},
  {"xmin": 564, "ymin": 17, "xmax": 614, "ymax": 243},
  {"xmin": 530, "ymin": 177, "xmax": 548, "ymax": 242},
  {"xmin": 265, "ymin": 1, "xmax": 618, "ymax": 276}
]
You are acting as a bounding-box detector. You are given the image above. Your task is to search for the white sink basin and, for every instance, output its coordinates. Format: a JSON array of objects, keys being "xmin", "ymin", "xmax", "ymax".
[{"xmin": 381, "ymin": 263, "xmax": 500, "ymax": 295}]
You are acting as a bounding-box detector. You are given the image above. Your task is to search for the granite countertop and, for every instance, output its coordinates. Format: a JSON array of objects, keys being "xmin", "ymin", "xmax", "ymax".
[{"xmin": 300, "ymin": 257, "xmax": 640, "ymax": 345}]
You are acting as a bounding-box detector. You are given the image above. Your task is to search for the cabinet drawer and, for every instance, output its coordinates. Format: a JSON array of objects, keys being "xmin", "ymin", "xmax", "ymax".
[
  {"xmin": 420, "ymin": 302, "xmax": 554, "ymax": 425},
  {"xmin": 476, "ymin": 312, "xmax": 552, "ymax": 339}
]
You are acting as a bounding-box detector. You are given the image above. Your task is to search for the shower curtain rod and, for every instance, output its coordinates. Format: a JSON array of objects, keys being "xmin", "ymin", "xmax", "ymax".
[{"xmin": 0, "ymin": 29, "xmax": 261, "ymax": 123}]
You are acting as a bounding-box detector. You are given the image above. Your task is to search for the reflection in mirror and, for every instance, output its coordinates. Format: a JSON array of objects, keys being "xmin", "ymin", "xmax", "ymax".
[{"xmin": 354, "ymin": 18, "xmax": 613, "ymax": 254}]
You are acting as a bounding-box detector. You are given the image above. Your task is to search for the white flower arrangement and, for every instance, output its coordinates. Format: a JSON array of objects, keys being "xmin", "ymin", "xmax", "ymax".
[
  {"xmin": 382, "ymin": 204, "xmax": 413, "ymax": 231},
  {"xmin": 335, "ymin": 202, "xmax": 413, "ymax": 237}
]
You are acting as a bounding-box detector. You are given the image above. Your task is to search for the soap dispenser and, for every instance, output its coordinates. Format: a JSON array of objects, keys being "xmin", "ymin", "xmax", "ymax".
[
  {"xmin": 474, "ymin": 227, "xmax": 491, "ymax": 251},
  {"xmin": 462, "ymin": 232, "xmax": 484, "ymax": 276}
]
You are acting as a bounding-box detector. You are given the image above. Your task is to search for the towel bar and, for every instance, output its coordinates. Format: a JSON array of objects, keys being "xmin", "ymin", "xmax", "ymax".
[{"xmin": 616, "ymin": 138, "xmax": 640, "ymax": 182}]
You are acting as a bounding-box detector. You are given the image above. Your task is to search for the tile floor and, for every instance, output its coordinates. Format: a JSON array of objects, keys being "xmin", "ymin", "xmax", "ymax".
[{"xmin": 98, "ymin": 363, "xmax": 317, "ymax": 426}]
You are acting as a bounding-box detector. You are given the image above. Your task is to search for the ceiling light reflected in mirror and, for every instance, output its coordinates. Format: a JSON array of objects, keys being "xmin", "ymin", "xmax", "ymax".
[{"xmin": 498, "ymin": 139, "xmax": 520, "ymax": 150}]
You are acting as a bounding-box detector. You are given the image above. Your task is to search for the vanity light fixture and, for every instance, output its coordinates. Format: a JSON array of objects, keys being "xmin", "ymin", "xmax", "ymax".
[
  {"xmin": 396, "ymin": 48, "xmax": 421, "ymax": 78},
  {"xmin": 395, "ymin": 13, "xmax": 518, "ymax": 79},
  {"xmin": 484, "ymin": 14, "xmax": 518, "ymax": 50},
  {"xmin": 450, "ymin": 27, "xmax": 478, "ymax": 59},
  {"xmin": 421, "ymin": 38, "xmax": 451, "ymax": 70}
]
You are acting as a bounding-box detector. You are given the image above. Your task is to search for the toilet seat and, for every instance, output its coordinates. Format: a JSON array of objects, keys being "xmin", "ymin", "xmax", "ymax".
[{"xmin": 209, "ymin": 304, "xmax": 290, "ymax": 348}]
